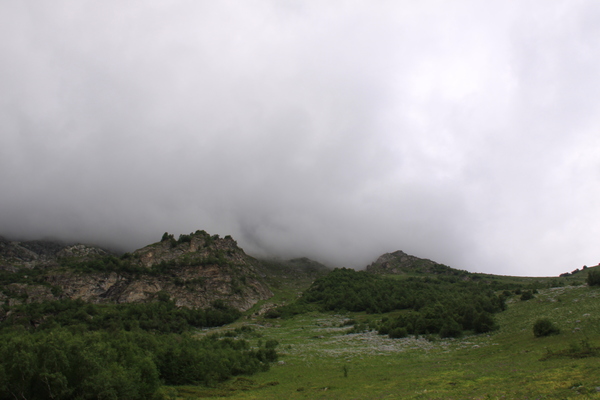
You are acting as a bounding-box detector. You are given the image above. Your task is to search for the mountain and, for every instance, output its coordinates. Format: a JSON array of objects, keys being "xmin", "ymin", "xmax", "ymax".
[
  {"xmin": 0, "ymin": 235, "xmax": 106, "ymax": 271},
  {"xmin": 365, "ymin": 249, "xmax": 470, "ymax": 278},
  {"xmin": 0, "ymin": 231, "xmax": 273, "ymax": 311}
]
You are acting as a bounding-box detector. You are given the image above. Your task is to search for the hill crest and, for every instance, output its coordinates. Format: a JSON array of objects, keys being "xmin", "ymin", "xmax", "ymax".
[
  {"xmin": 365, "ymin": 250, "xmax": 470, "ymax": 277},
  {"xmin": 0, "ymin": 231, "xmax": 273, "ymax": 311}
]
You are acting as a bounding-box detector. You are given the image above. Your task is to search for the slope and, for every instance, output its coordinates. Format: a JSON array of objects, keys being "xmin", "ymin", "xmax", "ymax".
[{"xmin": 0, "ymin": 230, "xmax": 273, "ymax": 311}]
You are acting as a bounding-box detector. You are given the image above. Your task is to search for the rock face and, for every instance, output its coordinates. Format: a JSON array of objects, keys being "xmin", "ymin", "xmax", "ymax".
[{"xmin": 0, "ymin": 231, "xmax": 273, "ymax": 311}]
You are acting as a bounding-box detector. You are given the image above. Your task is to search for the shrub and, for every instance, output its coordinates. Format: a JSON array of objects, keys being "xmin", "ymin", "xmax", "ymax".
[
  {"xmin": 473, "ymin": 312, "xmax": 498, "ymax": 333},
  {"xmin": 439, "ymin": 319, "xmax": 463, "ymax": 338},
  {"xmin": 388, "ymin": 327, "xmax": 408, "ymax": 339},
  {"xmin": 161, "ymin": 232, "xmax": 174, "ymax": 242},
  {"xmin": 533, "ymin": 318, "xmax": 560, "ymax": 337},
  {"xmin": 520, "ymin": 291, "xmax": 534, "ymax": 301},
  {"xmin": 178, "ymin": 234, "xmax": 192, "ymax": 244},
  {"xmin": 586, "ymin": 270, "xmax": 600, "ymax": 286},
  {"xmin": 264, "ymin": 309, "xmax": 281, "ymax": 319}
]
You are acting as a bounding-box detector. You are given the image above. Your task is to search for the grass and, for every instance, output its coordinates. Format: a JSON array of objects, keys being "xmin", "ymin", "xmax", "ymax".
[
  {"xmin": 246, "ymin": 258, "xmax": 330, "ymax": 316},
  {"xmin": 167, "ymin": 283, "xmax": 600, "ymax": 399}
]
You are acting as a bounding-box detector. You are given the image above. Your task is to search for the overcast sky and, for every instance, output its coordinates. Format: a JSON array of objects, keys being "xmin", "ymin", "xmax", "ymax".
[{"xmin": 1, "ymin": 1, "xmax": 599, "ymax": 276}]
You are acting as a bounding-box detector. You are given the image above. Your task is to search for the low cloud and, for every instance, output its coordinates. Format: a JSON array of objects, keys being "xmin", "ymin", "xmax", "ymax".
[{"xmin": 1, "ymin": 1, "xmax": 600, "ymax": 276}]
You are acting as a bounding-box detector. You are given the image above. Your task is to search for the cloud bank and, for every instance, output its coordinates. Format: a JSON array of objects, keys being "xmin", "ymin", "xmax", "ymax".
[{"xmin": 1, "ymin": 1, "xmax": 600, "ymax": 276}]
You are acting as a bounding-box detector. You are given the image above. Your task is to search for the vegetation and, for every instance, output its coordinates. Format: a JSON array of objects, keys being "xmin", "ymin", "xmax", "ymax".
[
  {"xmin": 59, "ymin": 249, "xmax": 230, "ymax": 276},
  {"xmin": 249, "ymin": 257, "xmax": 330, "ymax": 318},
  {"xmin": 160, "ymin": 231, "xmax": 175, "ymax": 245},
  {"xmin": 3, "ymin": 232, "xmax": 600, "ymax": 398},
  {"xmin": 533, "ymin": 318, "xmax": 561, "ymax": 337},
  {"xmin": 520, "ymin": 289, "xmax": 535, "ymax": 301},
  {"xmin": 269, "ymin": 268, "xmax": 505, "ymax": 338},
  {"xmin": 1, "ymin": 296, "xmax": 241, "ymax": 333},
  {"xmin": 0, "ymin": 267, "xmax": 51, "ymax": 296},
  {"xmin": 0, "ymin": 295, "xmax": 278, "ymax": 399},
  {"xmin": 181, "ymin": 283, "xmax": 600, "ymax": 399},
  {"xmin": 587, "ymin": 269, "xmax": 600, "ymax": 286},
  {"xmin": 0, "ymin": 327, "xmax": 278, "ymax": 400},
  {"xmin": 541, "ymin": 338, "xmax": 600, "ymax": 360}
]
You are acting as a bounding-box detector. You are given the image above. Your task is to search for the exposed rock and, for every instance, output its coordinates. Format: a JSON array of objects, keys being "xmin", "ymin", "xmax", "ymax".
[
  {"xmin": 4, "ymin": 283, "xmax": 55, "ymax": 304},
  {"xmin": 0, "ymin": 237, "xmax": 108, "ymax": 269},
  {"xmin": 56, "ymin": 244, "xmax": 108, "ymax": 259},
  {"xmin": 0, "ymin": 239, "xmax": 41, "ymax": 265},
  {"xmin": 0, "ymin": 231, "xmax": 273, "ymax": 312}
]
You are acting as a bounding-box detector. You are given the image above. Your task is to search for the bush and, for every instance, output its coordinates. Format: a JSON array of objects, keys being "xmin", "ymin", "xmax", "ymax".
[
  {"xmin": 533, "ymin": 318, "xmax": 560, "ymax": 337},
  {"xmin": 178, "ymin": 234, "xmax": 192, "ymax": 244},
  {"xmin": 264, "ymin": 309, "xmax": 281, "ymax": 319},
  {"xmin": 439, "ymin": 319, "xmax": 463, "ymax": 338},
  {"xmin": 473, "ymin": 312, "xmax": 498, "ymax": 333},
  {"xmin": 586, "ymin": 270, "xmax": 600, "ymax": 286},
  {"xmin": 161, "ymin": 232, "xmax": 174, "ymax": 242},
  {"xmin": 520, "ymin": 291, "xmax": 534, "ymax": 301},
  {"xmin": 388, "ymin": 327, "xmax": 408, "ymax": 339}
]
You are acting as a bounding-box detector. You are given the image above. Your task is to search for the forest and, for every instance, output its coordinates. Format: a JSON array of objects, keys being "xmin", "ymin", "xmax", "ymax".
[{"xmin": 0, "ymin": 295, "xmax": 276, "ymax": 400}]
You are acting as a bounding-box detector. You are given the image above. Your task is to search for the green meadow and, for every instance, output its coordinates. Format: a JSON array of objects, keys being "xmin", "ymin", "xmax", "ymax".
[{"xmin": 167, "ymin": 283, "xmax": 600, "ymax": 399}]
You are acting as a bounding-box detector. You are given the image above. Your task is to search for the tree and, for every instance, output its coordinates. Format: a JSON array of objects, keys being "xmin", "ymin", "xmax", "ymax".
[
  {"xmin": 439, "ymin": 319, "xmax": 463, "ymax": 338},
  {"xmin": 388, "ymin": 327, "xmax": 408, "ymax": 339},
  {"xmin": 160, "ymin": 232, "xmax": 173, "ymax": 242},
  {"xmin": 533, "ymin": 318, "xmax": 560, "ymax": 337},
  {"xmin": 520, "ymin": 291, "xmax": 534, "ymax": 301},
  {"xmin": 473, "ymin": 312, "xmax": 498, "ymax": 333},
  {"xmin": 586, "ymin": 270, "xmax": 600, "ymax": 286}
]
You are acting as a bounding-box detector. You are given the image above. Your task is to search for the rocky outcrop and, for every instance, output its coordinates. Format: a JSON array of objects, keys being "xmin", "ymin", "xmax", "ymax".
[
  {"xmin": 0, "ymin": 231, "xmax": 273, "ymax": 311},
  {"xmin": 0, "ymin": 237, "xmax": 107, "ymax": 270},
  {"xmin": 0, "ymin": 237, "xmax": 50, "ymax": 270},
  {"xmin": 56, "ymin": 244, "xmax": 108, "ymax": 259}
]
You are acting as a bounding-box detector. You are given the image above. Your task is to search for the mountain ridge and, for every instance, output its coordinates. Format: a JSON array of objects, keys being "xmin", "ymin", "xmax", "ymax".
[
  {"xmin": 0, "ymin": 231, "xmax": 274, "ymax": 311},
  {"xmin": 3, "ymin": 230, "xmax": 593, "ymax": 316}
]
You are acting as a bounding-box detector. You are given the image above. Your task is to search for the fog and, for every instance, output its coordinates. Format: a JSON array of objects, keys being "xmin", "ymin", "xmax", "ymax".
[{"xmin": 2, "ymin": 1, "xmax": 600, "ymax": 276}]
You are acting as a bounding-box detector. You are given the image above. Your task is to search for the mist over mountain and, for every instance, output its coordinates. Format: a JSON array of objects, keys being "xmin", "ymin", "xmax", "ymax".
[{"xmin": 2, "ymin": 2, "xmax": 600, "ymax": 276}]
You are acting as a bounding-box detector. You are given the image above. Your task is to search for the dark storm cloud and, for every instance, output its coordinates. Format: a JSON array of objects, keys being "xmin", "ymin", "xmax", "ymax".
[{"xmin": 1, "ymin": 1, "xmax": 600, "ymax": 276}]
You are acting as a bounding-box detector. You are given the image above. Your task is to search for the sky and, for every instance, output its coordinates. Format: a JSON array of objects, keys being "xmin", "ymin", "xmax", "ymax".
[{"xmin": 1, "ymin": 1, "xmax": 599, "ymax": 277}]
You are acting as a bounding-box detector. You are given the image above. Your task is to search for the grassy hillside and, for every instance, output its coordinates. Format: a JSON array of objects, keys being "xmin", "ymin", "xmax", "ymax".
[
  {"xmin": 247, "ymin": 257, "xmax": 331, "ymax": 315},
  {"xmin": 3, "ymin": 231, "xmax": 600, "ymax": 399},
  {"xmin": 169, "ymin": 280, "xmax": 600, "ymax": 399}
]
